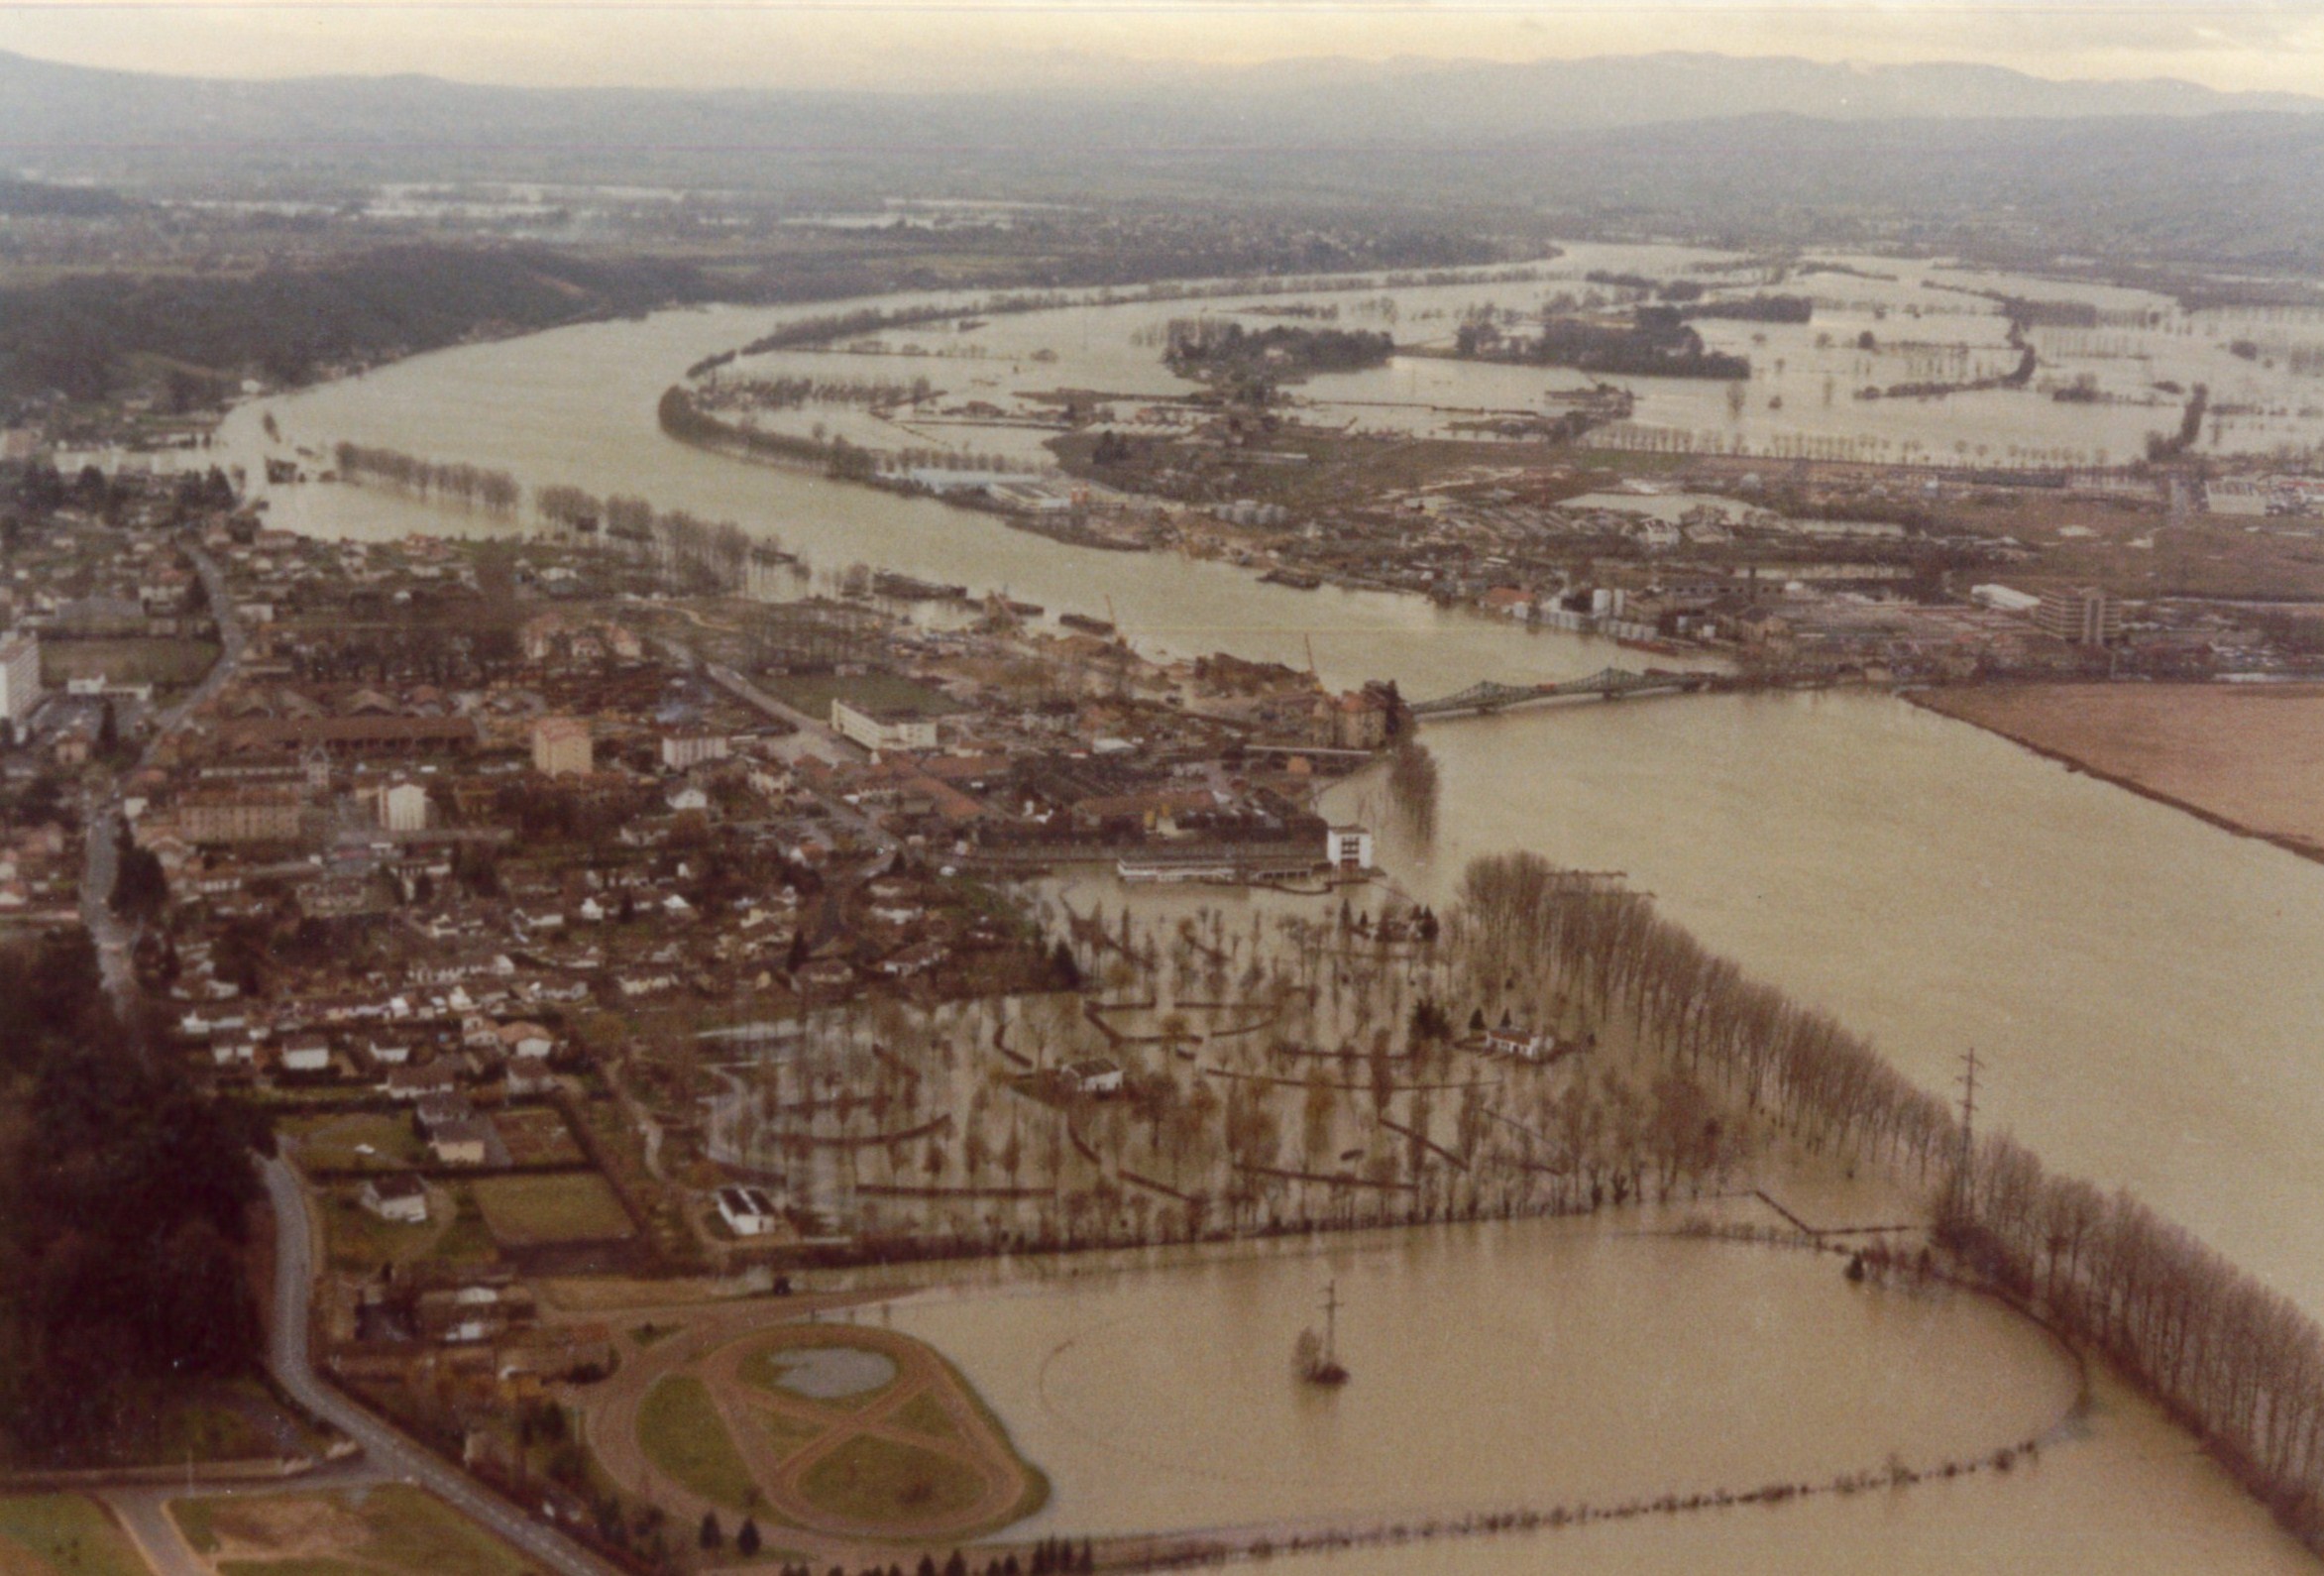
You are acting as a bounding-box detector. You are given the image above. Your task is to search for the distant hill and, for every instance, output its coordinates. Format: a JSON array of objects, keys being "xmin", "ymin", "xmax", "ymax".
[
  {"xmin": 1154, "ymin": 53, "xmax": 2324, "ymax": 139},
  {"xmin": 3, "ymin": 48, "xmax": 2318, "ymax": 183},
  {"xmin": 2, "ymin": 49, "xmax": 2321, "ymax": 266},
  {"xmin": 0, "ymin": 244, "xmax": 715, "ymax": 399},
  {"xmin": 0, "ymin": 174, "xmax": 129, "ymax": 215}
]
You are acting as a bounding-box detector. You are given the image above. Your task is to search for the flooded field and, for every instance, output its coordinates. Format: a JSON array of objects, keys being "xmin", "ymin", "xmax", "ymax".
[
  {"xmin": 879, "ymin": 1217, "xmax": 2314, "ymax": 1573},
  {"xmin": 691, "ymin": 242, "xmax": 2324, "ymax": 467},
  {"xmin": 191, "ymin": 264, "xmax": 2324, "ymax": 1570}
]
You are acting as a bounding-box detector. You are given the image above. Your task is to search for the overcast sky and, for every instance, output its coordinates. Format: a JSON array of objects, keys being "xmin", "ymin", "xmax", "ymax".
[{"xmin": 1, "ymin": 0, "xmax": 2319, "ymax": 94}]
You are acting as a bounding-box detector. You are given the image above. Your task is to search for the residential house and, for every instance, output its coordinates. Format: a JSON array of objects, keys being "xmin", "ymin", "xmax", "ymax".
[
  {"xmin": 498, "ymin": 1021, "xmax": 556, "ymax": 1060},
  {"xmin": 427, "ymin": 1117, "xmax": 494, "ymax": 1168},
  {"xmin": 386, "ymin": 1062, "xmax": 458, "ymax": 1101},
  {"xmin": 361, "ymin": 1173, "xmax": 430, "ymax": 1225},
  {"xmin": 279, "ymin": 1035, "xmax": 333, "ymax": 1074}
]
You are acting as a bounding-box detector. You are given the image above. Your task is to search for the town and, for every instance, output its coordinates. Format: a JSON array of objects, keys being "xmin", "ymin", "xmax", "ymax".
[{"xmin": 10, "ymin": 27, "xmax": 2324, "ymax": 1576}]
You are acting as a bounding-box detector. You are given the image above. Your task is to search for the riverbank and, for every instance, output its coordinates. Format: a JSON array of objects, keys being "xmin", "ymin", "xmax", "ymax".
[{"xmin": 1906, "ymin": 682, "xmax": 2324, "ymax": 864}]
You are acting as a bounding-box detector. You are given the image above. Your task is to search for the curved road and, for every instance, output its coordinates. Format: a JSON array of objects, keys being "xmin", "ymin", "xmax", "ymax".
[{"xmin": 259, "ymin": 1159, "xmax": 630, "ymax": 1576}]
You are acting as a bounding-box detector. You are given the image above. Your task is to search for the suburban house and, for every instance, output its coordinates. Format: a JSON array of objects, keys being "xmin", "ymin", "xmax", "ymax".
[
  {"xmin": 361, "ymin": 1173, "xmax": 430, "ymax": 1225},
  {"xmin": 504, "ymin": 1060, "xmax": 557, "ymax": 1098},
  {"xmin": 498, "ymin": 1021, "xmax": 556, "ymax": 1060},
  {"xmin": 366, "ymin": 1038, "xmax": 413, "ymax": 1068},
  {"xmin": 427, "ymin": 1117, "xmax": 494, "ymax": 1168},
  {"xmin": 279, "ymin": 1035, "xmax": 333, "ymax": 1074},
  {"xmin": 386, "ymin": 1062, "xmax": 459, "ymax": 1101}
]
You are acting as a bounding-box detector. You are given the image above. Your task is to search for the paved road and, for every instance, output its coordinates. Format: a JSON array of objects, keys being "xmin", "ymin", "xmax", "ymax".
[
  {"xmin": 259, "ymin": 1159, "xmax": 630, "ymax": 1576},
  {"xmin": 702, "ymin": 661, "xmax": 851, "ymax": 758},
  {"xmin": 102, "ymin": 1488, "xmax": 213, "ymax": 1576},
  {"xmin": 79, "ymin": 541, "xmax": 249, "ymax": 1013},
  {"xmin": 80, "ymin": 799, "xmax": 133, "ymax": 1007}
]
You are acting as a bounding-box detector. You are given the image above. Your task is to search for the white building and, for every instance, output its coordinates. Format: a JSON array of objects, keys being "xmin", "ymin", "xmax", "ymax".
[
  {"xmin": 1484, "ymin": 1022, "xmax": 1555, "ymax": 1062},
  {"xmin": 831, "ymin": 698, "xmax": 940, "ymax": 753},
  {"xmin": 1326, "ymin": 824, "xmax": 1375, "ymax": 872},
  {"xmin": 717, "ymin": 1184, "xmax": 784, "ymax": 1237},
  {"xmin": 531, "ymin": 715, "xmax": 593, "ymax": 777},
  {"xmin": 380, "ymin": 781, "xmax": 431, "ymax": 832},
  {"xmin": 0, "ymin": 631, "xmax": 41, "ymax": 729},
  {"xmin": 498, "ymin": 1021, "xmax": 556, "ymax": 1060},
  {"xmin": 1970, "ymin": 584, "xmax": 2042, "ymax": 615},
  {"xmin": 660, "ymin": 732, "xmax": 730, "ymax": 770},
  {"xmin": 361, "ymin": 1174, "xmax": 430, "ymax": 1225},
  {"xmin": 1061, "ymin": 1058, "xmax": 1125, "ymax": 1097},
  {"xmin": 279, "ymin": 1036, "xmax": 332, "ymax": 1073}
]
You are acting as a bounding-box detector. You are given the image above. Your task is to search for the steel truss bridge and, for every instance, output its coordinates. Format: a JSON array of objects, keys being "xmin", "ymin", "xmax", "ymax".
[{"xmin": 1409, "ymin": 666, "xmax": 1717, "ymax": 719}]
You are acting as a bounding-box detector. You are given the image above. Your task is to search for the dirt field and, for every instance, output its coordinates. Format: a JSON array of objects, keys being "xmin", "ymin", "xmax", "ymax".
[
  {"xmin": 169, "ymin": 1485, "xmax": 535, "ymax": 1576},
  {"xmin": 1916, "ymin": 683, "xmax": 2324, "ymax": 856},
  {"xmin": 40, "ymin": 638, "xmax": 220, "ymax": 692}
]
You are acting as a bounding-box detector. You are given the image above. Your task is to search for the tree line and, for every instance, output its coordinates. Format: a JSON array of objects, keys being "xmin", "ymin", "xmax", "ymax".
[
  {"xmin": 707, "ymin": 374, "xmax": 936, "ymax": 410},
  {"xmin": 1162, "ymin": 320, "xmax": 1395, "ymax": 384},
  {"xmin": 1461, "ymin": 309, "xmax": 1751, "ymax": 382},
  {"xmin": 333, "ymin": 443, "xmax": 520, "ymax": 514},
  {"xmin": 1454, "ymin": 849, "xmax": 2324, "ymax": 1552},
  {"xmin": 658, "ymin": 385, "xmax": 879, "ymax": 484}
]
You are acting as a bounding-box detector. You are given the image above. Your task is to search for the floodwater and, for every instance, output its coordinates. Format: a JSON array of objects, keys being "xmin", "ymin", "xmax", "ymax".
[
  {"xmin": 1319, "ymin": 691, "xmax": 2324, "ymax": 1320},
  {"xmin": 881, "ymin": 1217, "xmax": 2313, "ymax": 1574},
  {"xmin": 893, "ymin": 1217, "xmax": 2080, "ymax": 1533},
  {"xmin": 204, "ymin": 261, "xmax": 2324, "ymax": 1569},
  {"xmin": 693, "ymin": 240, "xmax": 2324, "ymax": 464}
]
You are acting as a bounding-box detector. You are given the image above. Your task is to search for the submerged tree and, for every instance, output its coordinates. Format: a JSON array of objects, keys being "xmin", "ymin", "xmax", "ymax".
[{"xmin": 1386, "ymin": 737, "xmax": 1440, "ymax": 846}]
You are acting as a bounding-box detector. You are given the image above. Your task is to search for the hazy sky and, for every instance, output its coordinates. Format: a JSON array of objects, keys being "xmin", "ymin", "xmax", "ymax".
[{"xmin": 1, "ymin": 0, "xmax": 2320, "ymax": 94}]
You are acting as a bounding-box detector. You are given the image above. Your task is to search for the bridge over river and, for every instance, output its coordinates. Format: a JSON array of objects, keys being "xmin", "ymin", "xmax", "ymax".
[{"xmin": 1409, "ymin": 665, "xmax": 1722, "ymax": 720}]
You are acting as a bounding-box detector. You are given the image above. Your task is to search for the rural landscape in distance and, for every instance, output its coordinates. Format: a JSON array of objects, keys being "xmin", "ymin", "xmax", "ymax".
[{"xmin": 8, "ymin": 2, "xmax": 2324, "ymax": 1573}]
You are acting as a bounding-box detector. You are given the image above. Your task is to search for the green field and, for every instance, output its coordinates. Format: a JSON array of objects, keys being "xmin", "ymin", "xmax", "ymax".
[
  {"xmin": 760, "ymin": 1412, "xmax": 823, "ymax": 1463},
  {"xmin": 637, "ymin": 1379, "xmax": 755, "ymax": 1511},
  {"xmin": 431, "ymin": 1191, "xmax": 499, "ymax": 1265},
  {"xmin": 795, "ymin": 1435, "xmax": 984, "ymax": 1527},
  {"xmin": 284, "ymin": 1113, "xmax": 425, "ymax": 1172},
  {"xmin": 762, "ymin": 673, "xmax": 955, "ymax": 721},
  {"xmin": 173, "ymin": 1485, "xmax": 537, "ymax": 1576},
  {"xmin": 889, "ymin": 1393, "xmax": 958, "ymax": 1441},
  {"xmin": 471, "ymin": 1173, "xmax": 633, "ymax": 1246},
  {"xmin": 0, "ymin": 1496, "xmax": 150, "ymax": 1576}
]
